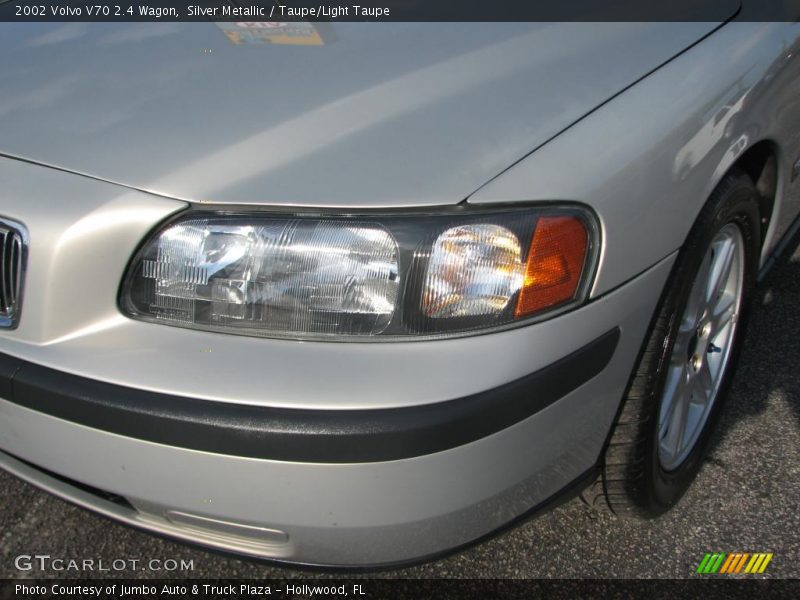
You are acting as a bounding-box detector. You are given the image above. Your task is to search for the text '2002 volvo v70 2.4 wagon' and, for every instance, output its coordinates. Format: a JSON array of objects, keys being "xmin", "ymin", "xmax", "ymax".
[{"xmin": 1, "ymin": 13, "xmax": 800, "ymax": 567}]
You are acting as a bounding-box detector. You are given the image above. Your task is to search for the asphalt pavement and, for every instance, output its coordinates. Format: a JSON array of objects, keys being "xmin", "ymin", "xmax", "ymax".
[{"xmin": 1, "ymin": 236, "xmax": 799, "ymax": 580}]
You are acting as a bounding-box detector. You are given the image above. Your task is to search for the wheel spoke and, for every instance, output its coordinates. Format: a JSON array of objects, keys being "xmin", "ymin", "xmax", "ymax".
[
  {"xmin": 662, "ymin": 380, "xmax": 689, "ymax": 458},
  {"xmin": 660, "ymin": 365, "xmax": 687, "ymax": 427},
  {"xmin": 693, "ymin": 361, "xmax": 714, "ymax": 406},
  {"xmin": 709, "ymin": 293, "xmax": 736, "ymax": 335},
  {"xmin": 706, "ymin": 237, "xmax": 736, "ymax": 305},
  {"xmin": 671, "ymin": 334, "xmax": 689, "ymax": 365},
  {"xmin": 660, "ymin": 368, "xmax": 690, "ymax": 455}
]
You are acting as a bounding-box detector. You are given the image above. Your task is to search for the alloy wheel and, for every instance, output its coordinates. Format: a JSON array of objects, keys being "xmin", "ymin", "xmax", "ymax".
[{"xmin": 658, "ymin": 223, "xmax": 745, "ymax": 471}]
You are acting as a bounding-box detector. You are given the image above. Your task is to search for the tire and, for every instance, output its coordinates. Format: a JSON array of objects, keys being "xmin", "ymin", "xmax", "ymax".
[{"xmin": 583, "ymin": 168, "xmax": 761, "ymax": 517}]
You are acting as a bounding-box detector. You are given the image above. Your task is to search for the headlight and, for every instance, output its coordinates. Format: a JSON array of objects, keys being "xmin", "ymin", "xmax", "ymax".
[{"xmin": 120, "ymin": 206, "xmax": 599, "ymax": 340}]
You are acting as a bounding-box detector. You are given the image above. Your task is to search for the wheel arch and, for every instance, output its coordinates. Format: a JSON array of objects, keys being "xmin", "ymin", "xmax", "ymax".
[{"xmin": 729, "ymin": 139, "xmax": 779, "ymax": 246}]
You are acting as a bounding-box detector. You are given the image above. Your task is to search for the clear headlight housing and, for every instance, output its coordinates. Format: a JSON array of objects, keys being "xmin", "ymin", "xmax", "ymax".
[{"xmin": 120, "ymin": 206, "xmax": 599, "ymax": 341}]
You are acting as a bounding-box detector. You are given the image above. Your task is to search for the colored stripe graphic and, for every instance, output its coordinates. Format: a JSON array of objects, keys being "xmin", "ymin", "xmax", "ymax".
[
  {"xmin": 745, "ymin": 554, "xmax": 761, "ymax": 573},
  {"xmin": 698, "ymin": 552, "xmax": 773, "ymax": 574},
  {"xmin": 731, "ymin": 553, "xmax": 749, "ymax": 573},
  {"xmin": 720, "ymin": 554, "xmax": 736, "ymax": 573},
  {"xmin": 720, "ymin": 553, "xmax": 742, "ymax": 573},
  {"xmin": 697, "ymin": 554, "xmax": 712, "ymax": 573},
  {"xmin": 711, "ymin": 553, "xmax": 726, "ymax": 573},
  {"xmin": 744, "ymin": 553, "xmax": 773, "ymax": 574},
  {"xmin": 737, "ymin": 553, "xmax": 751, "ymax": 573},
  {"xmin": 699, "ymin": 553, "xmax": 727, "ymax": 573},
  {"xmin": 759, "ymin": 554, "xmax": 773, "ymax": 573},
  {"xmin": 722, "ymin": 553, "xmax": 737, "ymax": 573}
]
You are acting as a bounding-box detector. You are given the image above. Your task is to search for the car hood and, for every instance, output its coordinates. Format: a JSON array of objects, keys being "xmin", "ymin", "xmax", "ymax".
[{"xmin": 0, "ymin": 21, "xmax": 730, "ymax": 208}]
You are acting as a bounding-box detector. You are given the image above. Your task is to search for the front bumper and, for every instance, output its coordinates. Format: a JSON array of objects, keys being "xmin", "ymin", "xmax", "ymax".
[{"xmin": 0, "ymin": 330, "xmax": 619, "ymax": 464}]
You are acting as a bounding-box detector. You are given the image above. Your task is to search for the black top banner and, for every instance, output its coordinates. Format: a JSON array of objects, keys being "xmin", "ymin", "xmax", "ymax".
[{"xmin": 1, "ymin": 0, "xmax": 800, "ymax": 22}]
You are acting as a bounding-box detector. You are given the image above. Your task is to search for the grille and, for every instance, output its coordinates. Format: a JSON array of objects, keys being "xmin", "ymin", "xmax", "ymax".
[{"xmin": 0, "ymin": 218, "xmax": 27, "ymax": 329}]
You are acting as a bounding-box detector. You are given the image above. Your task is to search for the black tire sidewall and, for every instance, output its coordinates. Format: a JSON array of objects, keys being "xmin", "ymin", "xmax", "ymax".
[{"xmin": 643, "ymin": 173, "xmax": 760, "ymax": 513}]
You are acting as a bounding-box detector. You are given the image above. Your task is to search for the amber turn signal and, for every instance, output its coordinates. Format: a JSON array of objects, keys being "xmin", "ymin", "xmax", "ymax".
[{"xmin": 515, "ymin": 216, "xmax": 589, "ymax": 318}]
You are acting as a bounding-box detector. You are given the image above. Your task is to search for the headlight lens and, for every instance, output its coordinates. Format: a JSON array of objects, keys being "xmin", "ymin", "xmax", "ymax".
[{"xmin": 121, "ymin": 206, "xmax": 598, "ymax": 340}]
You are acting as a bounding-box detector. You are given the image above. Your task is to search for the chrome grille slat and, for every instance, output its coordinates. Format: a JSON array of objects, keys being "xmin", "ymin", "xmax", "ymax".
[
  {"xmin": 11, "ymin": 234, "xmax": 22, "ymax": 307},
  {"xmin": 0, "ymin": 229, "xmax": 8, "ymax": 312},
  {"xmin": 0, "ymin": 217, "xmax": 28, "ymax": 329}
]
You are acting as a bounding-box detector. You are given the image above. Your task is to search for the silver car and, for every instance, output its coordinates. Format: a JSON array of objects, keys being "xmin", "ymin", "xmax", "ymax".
[{"xmin": 1, "ymin": 18, "xmax": 799, "ymax": 567}]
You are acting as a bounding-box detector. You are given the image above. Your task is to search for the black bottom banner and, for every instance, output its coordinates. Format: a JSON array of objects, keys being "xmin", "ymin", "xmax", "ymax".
[{"xmin": 2, "ymin": 579, "xmax": 799, "ymax": 600}]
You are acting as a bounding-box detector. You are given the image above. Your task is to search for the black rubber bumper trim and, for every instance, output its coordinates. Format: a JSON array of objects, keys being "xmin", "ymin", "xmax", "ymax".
[{"xmin": 0, "ymin": 328, "xmax": 618, "ymax": 463}]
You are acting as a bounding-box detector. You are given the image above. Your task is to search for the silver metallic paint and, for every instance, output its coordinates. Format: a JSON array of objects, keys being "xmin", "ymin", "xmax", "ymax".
[{"xmin": 0, "ymin": 23, "xmax": 719, "ymax": 207}]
